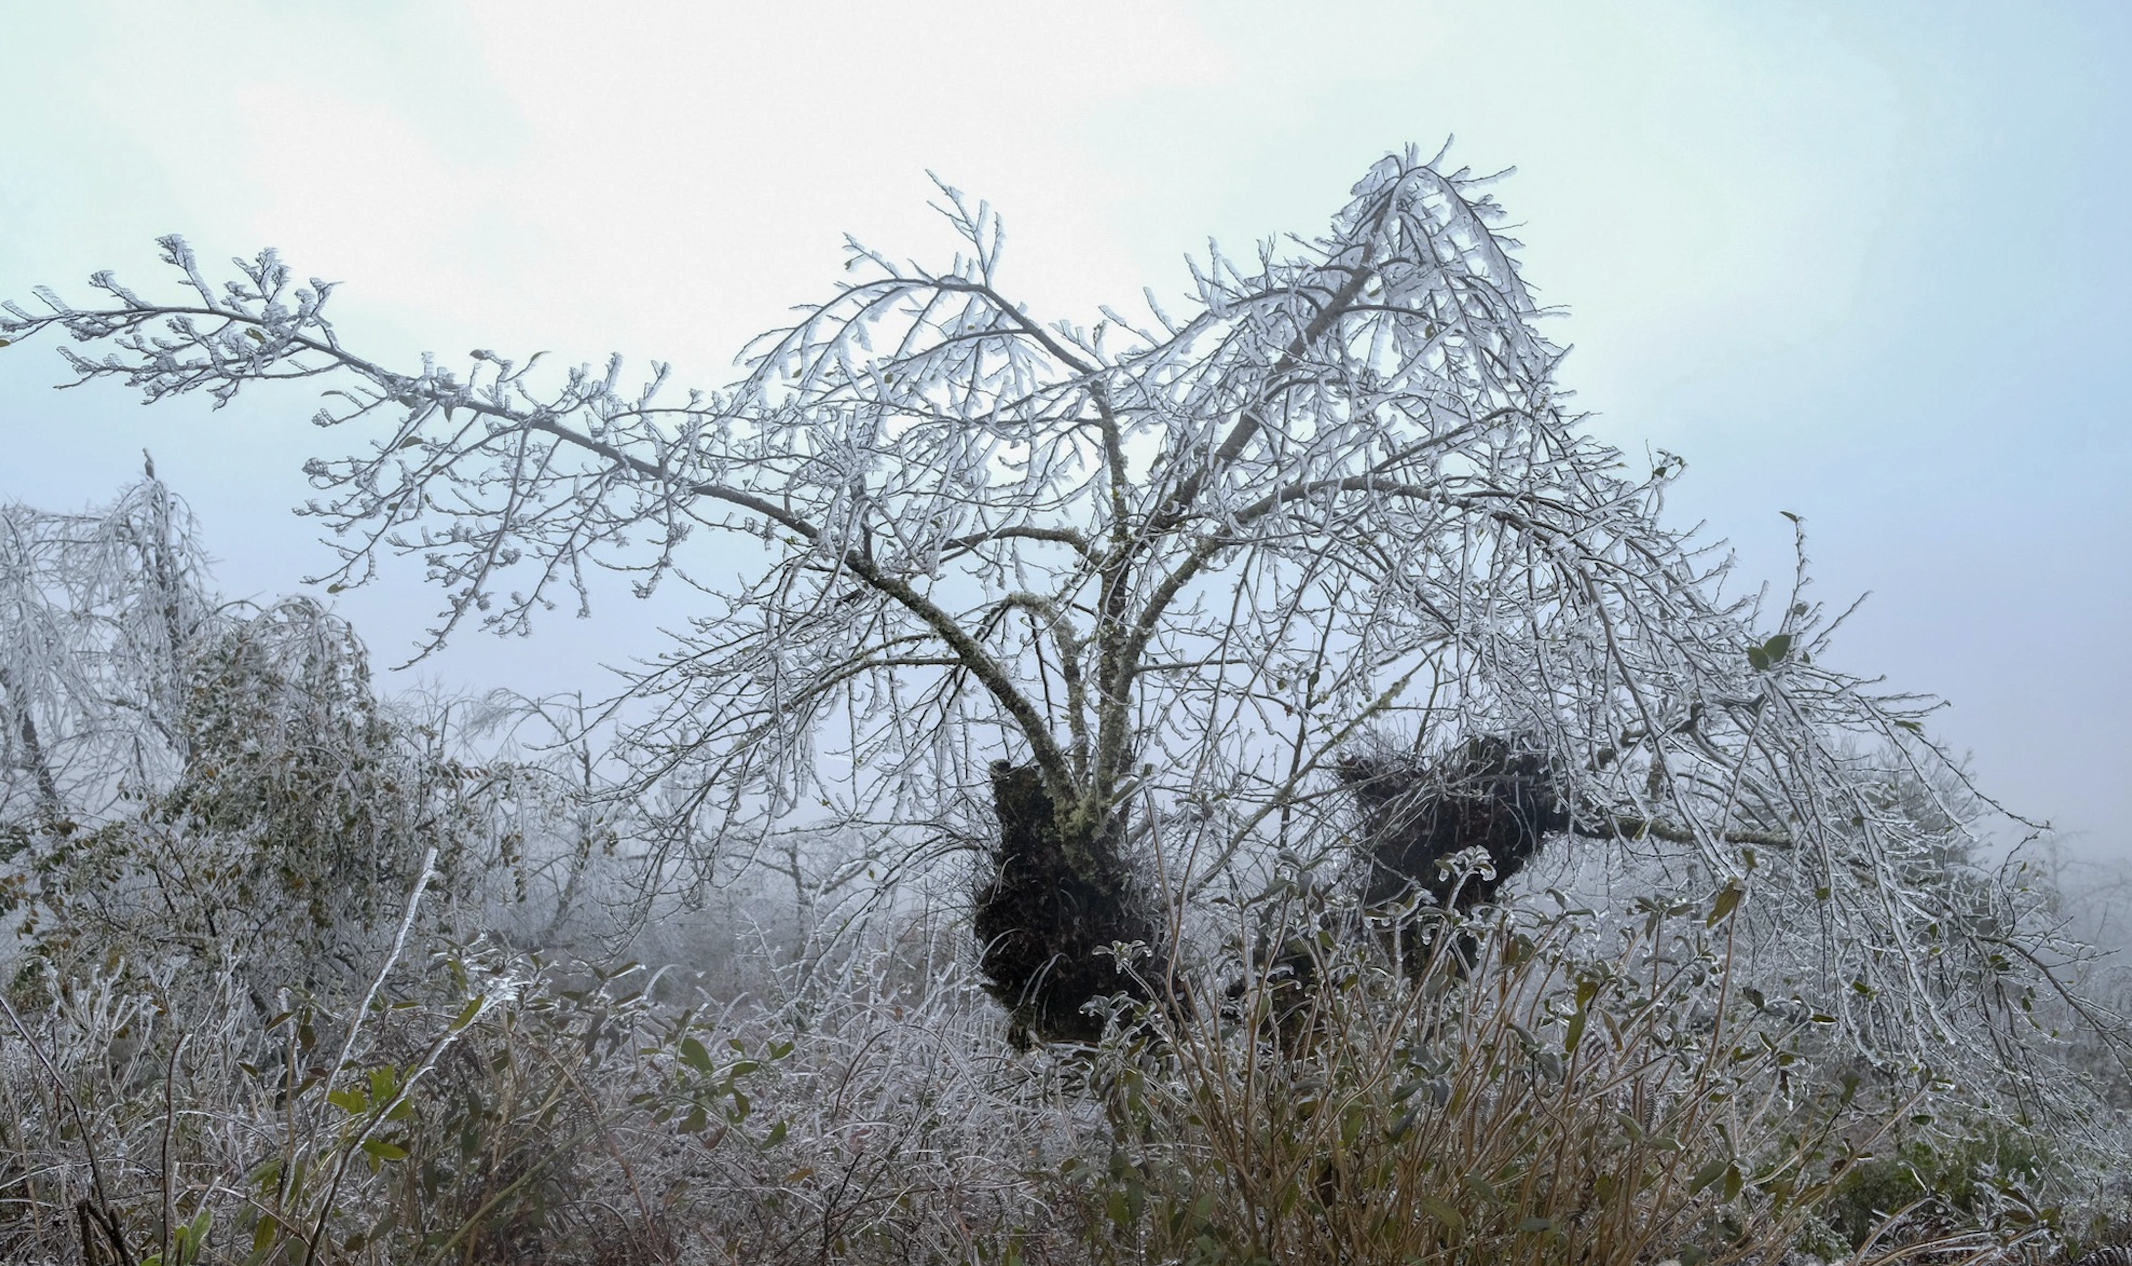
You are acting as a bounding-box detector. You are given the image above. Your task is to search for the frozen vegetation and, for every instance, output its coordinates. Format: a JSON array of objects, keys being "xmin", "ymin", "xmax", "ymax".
[{"xmin": 3, "ymin": 150, "xmax": 2130, "ymax": 1265}]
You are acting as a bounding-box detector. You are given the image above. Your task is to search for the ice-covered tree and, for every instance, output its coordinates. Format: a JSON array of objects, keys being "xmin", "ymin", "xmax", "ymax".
[
  {"xmin": 0, "ymin": 478, "xmax": 533, "ymax": 1000},
  {"xmin": 0, "ymin": 465, "xmax": 212, "ymax": 826},
  {"xmin": 2, "ymin": 148, "xmax": 2095, "ymax": 1084}
]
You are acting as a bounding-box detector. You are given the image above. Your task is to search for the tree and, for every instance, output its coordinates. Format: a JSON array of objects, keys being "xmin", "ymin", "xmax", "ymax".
[
  {"xmin": 0, "ymin": 147, "xmax": 2090, "ymax": 1081},
  {"xmin": 0, "ymin": 465, "xmax": 212, "ymax": 827},
  {"xmin": 1, "ymin": 477, "xmax": 530, "ymax": 1003}
]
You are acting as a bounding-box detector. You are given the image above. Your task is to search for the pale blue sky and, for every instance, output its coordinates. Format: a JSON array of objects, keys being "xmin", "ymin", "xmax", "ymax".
[{"xmin": 3, "ymin": 2, "xmax": 2126, "ymax": 853}]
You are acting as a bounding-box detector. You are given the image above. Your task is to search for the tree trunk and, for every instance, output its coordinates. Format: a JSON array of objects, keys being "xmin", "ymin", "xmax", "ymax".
[{"xmin": 973, "ymin": 760, "xmax": 1159, "ymax": 1047}]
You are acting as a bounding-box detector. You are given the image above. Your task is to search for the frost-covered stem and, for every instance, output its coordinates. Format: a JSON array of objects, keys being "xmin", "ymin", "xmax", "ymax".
[
  {"xmin": 322, "ymin": 838, "xmax": 437, "ymax": 1085},
  {"xmin": 304, "ymin": 840, "xmax": 437, "ymax": 1265},
  {"xmin": 0, "ymin": 987, "xmax": 124, "ymax": 1257},
  {"xmin": 296, "ymin": 839, "xmax": 437, "ymax": 1261},
  {"xmin": 0, "ymin": 664, "xmax": 60, "ymax": 814},
  {"xmin": 159, "ymin": 1032, "xmax": 189, "ymax": 1266}
]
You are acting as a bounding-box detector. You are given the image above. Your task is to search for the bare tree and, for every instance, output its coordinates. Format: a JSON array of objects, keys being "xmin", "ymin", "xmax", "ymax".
[{"xmin": 1, "ymin": 147, "xmax": 2099, "ymax": 1081}]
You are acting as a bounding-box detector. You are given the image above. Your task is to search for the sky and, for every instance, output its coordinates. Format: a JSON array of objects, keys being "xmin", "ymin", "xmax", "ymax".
[{"xmin": 2, "ymin": 2, "xmax": 2127, "ymax": 857}]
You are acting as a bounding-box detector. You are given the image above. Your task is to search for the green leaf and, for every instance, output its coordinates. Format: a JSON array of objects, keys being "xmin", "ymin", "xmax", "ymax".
[
  {"xmin": 1106, "ymin": 1189, "xmax": 1131, "ymax": 1231},
  {"xmin": 760, "ymin": 1119, "xmax": 788, "ymax": 1149},
  {"xmin": 1747, "ymin": 633, "xmax": 1792, "ymax": 671},
  {"xmin": 678, "ymin": 1035, "xmax": 714, "ymax": 1074},
  {"xmin": 1419, "ymin": 1195, "xmax": 1465, "ymax": 1233},
  {"xmin": 327, "ymin": 1087, "xmax": 367, "ymax": 1114},
  {"xmin": 1690, "ymin": 1157, "xmax": 1729, "ymax": 1193},
  {"xmin": 359, "ymin": 1138, "xmax": 408, "ymax": 1162},
  {"xmin": 449, "ymin": 994, "xmax": 484, "ymax": 1032},
  {"xmin": 1707, "ymin": 881, "xmax": 1744, "ymax": 927}
]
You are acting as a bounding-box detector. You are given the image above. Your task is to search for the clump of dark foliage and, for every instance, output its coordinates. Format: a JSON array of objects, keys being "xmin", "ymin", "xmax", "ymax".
[
  {"xmin": 1338, "ymin": 734, "xmax": 1569, "ymax": 969},
  {"xmin": 976, "ymin": 737, "xmax": 1568, "ymax": 1046},
  {"xmin": 973, "ymin": 760, "xmax": 1161, "ymax": 1047}
]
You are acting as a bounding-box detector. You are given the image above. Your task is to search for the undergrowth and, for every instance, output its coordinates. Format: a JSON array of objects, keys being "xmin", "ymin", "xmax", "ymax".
[{"xmin": 6, "ymin": 853, "xmax": 2123, "ymax": 1266}]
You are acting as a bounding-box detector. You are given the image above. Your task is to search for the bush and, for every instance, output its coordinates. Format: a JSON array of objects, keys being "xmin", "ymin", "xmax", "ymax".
[{"xmin": 1050, "ymin": 873, "xmax": 1908, "ymax": 1266}]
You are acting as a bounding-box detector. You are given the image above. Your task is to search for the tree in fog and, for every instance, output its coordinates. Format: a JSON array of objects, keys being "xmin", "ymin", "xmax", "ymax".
[
  {"xmin": 1, "ymin": 148, "xmax": 2083, "ymax": 1075},
  {"xmin": 1, "ymin": 465, "xmax": 211, "ymax": 825},
  {"xmin": 0, "ymin": 476, "xmax": 532, "ymax": 998}
]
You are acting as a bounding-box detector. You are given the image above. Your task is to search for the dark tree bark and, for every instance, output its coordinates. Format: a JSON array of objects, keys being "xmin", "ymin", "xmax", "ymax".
[
  {"xmin": 973, "ymin": 761, "xmax": 1160, "ymax": 1047},
  {"xmin": 1339, "ymin": 735, "xmax": 1569, "ymax": 973}
]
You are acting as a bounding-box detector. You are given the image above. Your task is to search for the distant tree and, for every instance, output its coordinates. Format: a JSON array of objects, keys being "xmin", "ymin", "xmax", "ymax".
[
  {"xmin": 0, "ymin": 465, "xmax": 212, "ymax": 826},
  {"xmin": 10, "ymin": 597, "xmax": 499, "ymax": 989},
  {"xmin": 0, "ymin": 477, "xmax": 525, "ymax": 1001},
  {"xmin": 0, "ymin": 148, "xmax": 2087, "ymax": 1078}
]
